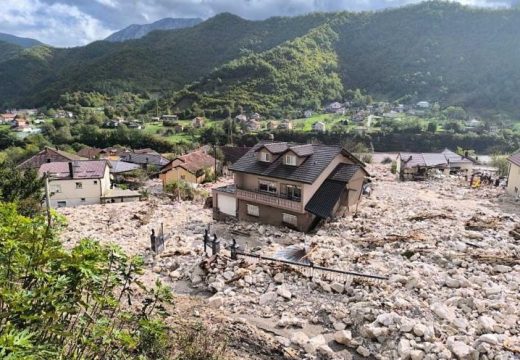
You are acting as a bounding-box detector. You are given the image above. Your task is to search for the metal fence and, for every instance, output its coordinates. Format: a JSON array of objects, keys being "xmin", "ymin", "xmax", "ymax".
[{"xmin": 203, "ymin": 234, "xmax": 388, "ymax": 284}]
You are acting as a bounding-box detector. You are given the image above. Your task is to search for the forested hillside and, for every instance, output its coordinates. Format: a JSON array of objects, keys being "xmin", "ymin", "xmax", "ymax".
[
  {"xmin": 163, "ymin": 24, "xmax": 344, "ymax": 118},
  {"xmin": 2, "ymin": 2, "xmax": 520, "ymax": 117},
  {"xmin": 0, "ymin": 13, "xmax": 330, "ymax": 107}
]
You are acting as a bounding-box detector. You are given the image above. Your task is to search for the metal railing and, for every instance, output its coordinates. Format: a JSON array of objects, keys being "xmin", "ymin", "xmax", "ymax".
[{"xmin": 236, "ymin": 188, "xmax": 303, "ymax": 212}]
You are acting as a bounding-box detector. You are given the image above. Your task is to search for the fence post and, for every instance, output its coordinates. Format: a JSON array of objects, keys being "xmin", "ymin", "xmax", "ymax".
[
  {"xmin": 230, "ymin": 239, "xmax": 238, "ymax": 260},
  {"xmin": 212, "ymin": 234, "xmax": 220, "ymax": 256},
  {"xmin": 203, "ymin": 229, "xmax": 209, "ymax": 255},
  {"xmin": 150, "ymin": 229, "xmax": 156, "ymax": 253}
]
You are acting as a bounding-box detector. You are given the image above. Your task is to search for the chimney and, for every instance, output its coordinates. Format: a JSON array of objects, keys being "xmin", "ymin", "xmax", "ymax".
[{"xmin": 68, "ymin": 162, "xmax": 74, "ymax": 178}]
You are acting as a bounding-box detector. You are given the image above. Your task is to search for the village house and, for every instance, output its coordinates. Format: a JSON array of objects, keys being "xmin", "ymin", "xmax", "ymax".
[
  {"xmin": 325, "ymin": 102, "xmax": 346, "ymax": 114},
  {"xmin": 506, "ymin": 152, "xmax": 520, "ymax": 197},
  {"xmin": 245, "ymin": 119, "xmax": 261, "ymax": 131},
  {"xmin": 235, "ymin": 114, "xmax": 248, "ymax": 123},
  {"xmin": 11, "ymin": 116, "xmax": 30, "ymax": 131},
  {"xmin": 38, "ymin": 160, "xmax": 140, "ymax": 207},
  {"xmin": 192, "ymin": 116, "xmax": 205, "ymax": 128},
  {"xmin": 396, "ymin": 149, "xmax": 474, "ymax": 181},
  {"xmin": 250, "ymin": 113, "xmax": 261, "ymax": 121},
  {"xmin": 312, "ymin": 121, "xmax": 326, "ymax": 133},
  {"xmin": 266, "ymin": 120, "xmax": 279, "ymax": 131},
  {"xmin": 161, "ymin": 114, "xmax": 178, "ymax": 121},
  {"xmin": 277, "ymin": 119, "xmax": 293, "ymax": 130},
  {"xmin": 0, "ymin": 113, "xmax": 16, "ymax": 124},
  {"xmin": 18, "ymin": 147, "xmax": 86, "ymax": 170},
  {"xmin": 159, "ymin": 150, "xmax": 216, "ymax": 186},
  {"xmin": 416, "ymin": 101, "xmax": 431, "ymax": 109},
  {"xmin": 303, "ymin": 110, "xmax": 313, "ymax": 118},
  {"xmin": 120, "ymin": 149, "xmax": 169, "ymax": 169},
  {"xmin": 212, "ymin": 142, "xmax": 368, "ymax": 232}
]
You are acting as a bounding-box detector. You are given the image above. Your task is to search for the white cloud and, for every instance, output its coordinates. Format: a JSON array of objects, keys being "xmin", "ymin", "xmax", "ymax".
[{"xmin": 0, "ymin": 0, "xmax": 114, "ymax": 47}]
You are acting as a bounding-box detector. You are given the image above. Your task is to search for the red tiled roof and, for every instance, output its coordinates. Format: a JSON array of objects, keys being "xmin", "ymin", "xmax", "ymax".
[
  {"xmin": 38, "ymin": 160, "xmax": 109, "ymax": 179},
  {"xmin": 18, "ymin": 147, "xmax": 85, "ymax": 169},
  {"xmin": 164, "ymin": 150, "xmax": 215, "ymax": 174},
  {"xmin": 508, "ymin": 152, "xmax": 520, "ymax": 167}
]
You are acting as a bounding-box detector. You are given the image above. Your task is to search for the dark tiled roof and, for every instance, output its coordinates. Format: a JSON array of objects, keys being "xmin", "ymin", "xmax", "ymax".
[
  {"xmin": 257, "ymin": 142, "xmax": 289, "ymax": 154},
  {"xmin": 230, "ymin": 143, "xmax": 343, "ymax": 184},
  {"xmin": 109, "ymin": 160, "xmax": 141, "ymax": 174},
  {"xmin": 38, "ymin": 160, "xmax": 109, "ymax": 179},
  {"xmin": 120, "ymin": 152, "xmax": 169, "ymax": 166},
  {"xmin": 442, "ymin": 149, "xmax": 474, "ymax": 164},
  {"xmin": 219, "ymin": 146, "xmax": 251, "ymax": 164},
  {"xmin": 290, "ymin": 144, "xmax": 314, "ymax": 157},
  {"xmin": 328, "ymin": 164, "xmax": 361, "ymax": 182},
  {"xmin": 77, "ymin": 147, "xmax": 102, "ymax": 159},
  {"xmin": 18, "ymin": 147, "xmax": 85, "ymax": 169},
  {"xmin": 305, "ymin": 180, "xmax": 345, "ymax": 219},
  {"xmin": 508, "ymin": 152, "xmax": 520, "ymax": 167}
]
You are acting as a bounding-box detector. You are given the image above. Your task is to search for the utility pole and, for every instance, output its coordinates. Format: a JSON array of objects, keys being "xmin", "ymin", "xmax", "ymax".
[
  {"xmin": 44, "ymin": 172, "xmax": 52, "ymax": 228},
  {"xmin": 213, "ymin": 143, "xmax": 217, "ymax": 183}
]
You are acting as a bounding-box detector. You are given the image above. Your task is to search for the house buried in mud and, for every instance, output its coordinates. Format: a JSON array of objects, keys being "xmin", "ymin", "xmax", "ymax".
[
  {"xmin": 396, "ymin": 149, "xmax": 474, "ymax": 181},
  {"xmin": 212, "ymin": 142, "xmax": 368, "ymax": 232}
]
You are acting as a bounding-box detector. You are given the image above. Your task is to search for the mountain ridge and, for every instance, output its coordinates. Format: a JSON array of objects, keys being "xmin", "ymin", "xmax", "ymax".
[
  {"xmin": 0, "ymin": 32, "xmax": 43, "ymax": 48},
  {"xmin": 105, "ymin": 17, "xmax": 203, "ymax": 42}
]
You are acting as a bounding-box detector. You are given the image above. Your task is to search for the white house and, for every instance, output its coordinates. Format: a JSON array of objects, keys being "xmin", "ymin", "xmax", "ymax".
[
  {"xmin": 38, "ymin": 160, "xmax": 140, "ymax": 208},
  {"xmin": 416, "ymin": 101, "xmax": 430, "ymax": 108},
  {"xmin": 312, "ymin": 121, "xmax": 326, "ymax": 132}
]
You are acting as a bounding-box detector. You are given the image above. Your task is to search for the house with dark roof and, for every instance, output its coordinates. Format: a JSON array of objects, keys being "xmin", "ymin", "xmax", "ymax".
[
  {"xmin": 120, "ymin": 149, "xmax": 169, "ymax": 169},
  {"xmin": 38, "ymin": 160, "xmax": 140, "ymax": 207},
  {"xmin": 212, "ymin": 142, "xmax": 368, "ymax": 232},
  {"xmin": 159, "ymin": 150, "xmax": 217, "ymax": 186},
  {"xmin": 506, "ymin": 152, "xmax": 520, "ymax": 197},
  {"xmin": 17, "ymin": 147, "xmax": 86, "ymax": 170},
  {"xmin": 396, "ymin": 149, "xmax": 474, "ymax": 181}
]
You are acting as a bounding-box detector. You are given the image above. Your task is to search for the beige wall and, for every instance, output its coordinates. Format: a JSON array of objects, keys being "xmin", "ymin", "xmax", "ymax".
[
  {"xmin": 302, "ymin": 153, "xmax": 352, "ymax": 206},
  {"xmin": 507, "ymin": 163, "xmax": 520, "ymax": 196},
  {"xmin": 49, "ymin": 166, "xmax": 110, "ymax": 207},
  {"xmin": 160, "ymin": 166, "xmax": 207, "ymax": 186}
]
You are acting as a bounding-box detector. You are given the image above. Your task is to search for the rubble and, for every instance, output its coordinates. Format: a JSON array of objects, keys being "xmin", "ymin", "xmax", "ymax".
[{"xmin": 58, "ymin": 163, "xmax": 520, "ymax": 359}]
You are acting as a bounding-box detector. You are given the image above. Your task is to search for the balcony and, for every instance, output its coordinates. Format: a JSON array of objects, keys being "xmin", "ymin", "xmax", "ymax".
[{"xmin": 236, "ymin": 188, "xmax": 304, "ymax": 213}]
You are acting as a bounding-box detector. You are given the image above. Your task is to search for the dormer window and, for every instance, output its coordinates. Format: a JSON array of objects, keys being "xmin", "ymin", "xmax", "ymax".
[
  {"xmin": 285, "ymin": 155, "xmax": 297, "ymax": 166},
  {"xmin": 259, "ymin": 152, "xmax": 271, "ymax": 162}
]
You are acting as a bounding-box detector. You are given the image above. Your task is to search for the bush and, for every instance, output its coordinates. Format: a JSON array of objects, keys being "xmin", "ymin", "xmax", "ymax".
[
  {"xmin": 490, "ymin": 154, "xmax": 509, "ymax": 177},
  {"xmin": 391, "ymin": 160, "xmax": 397, "ymax": 174},
  {"xmin": 361, "ymin": 153, "xmax": 373, "ymax": 164},
  {"xmin": 165, "ymin": 180, "xmax": 209, "ymax": 201}
]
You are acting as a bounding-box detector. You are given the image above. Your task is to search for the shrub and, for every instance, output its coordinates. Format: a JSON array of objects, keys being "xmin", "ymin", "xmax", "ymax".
[
  {"xmin": 361, "ymin": 153, "xmax": 373, "ymax": 164},
  {"xmin": 391, "ymin": 160, "xmax": 397, "ymax": 174}
]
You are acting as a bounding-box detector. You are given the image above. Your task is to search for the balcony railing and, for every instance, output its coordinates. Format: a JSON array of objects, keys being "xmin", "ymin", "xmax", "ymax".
[{"xmin": 236, "ymin": 188, "xmax": 304, "ymax": 213}]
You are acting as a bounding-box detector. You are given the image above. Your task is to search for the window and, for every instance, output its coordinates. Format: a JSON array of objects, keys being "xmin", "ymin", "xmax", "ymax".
[
  {"xmin": 57, "ymin": 201, "xmax": 67, "ymax": 208},
  {"xmin": 247, "ymin": 204, "xmax": 259, "ymax": 217},
  {"xmin": 81, "ymin": 198, "xmax": 86, "ymax": 202},
  {"xmin": 93, "ymin": 180, "xmax": 98, "ymax": 185},
  {"xmin": 75, "ymin": 182, "xmax": 82, "ymax": 189},
  {"xmin": 259, "ymin": 151, "xmax": 271, "ymax": 162},
  {"xmin": 285, "ymin": 184, "xmax": 302, "ymax": 200},
  {"xmin": 259, "ymin": 180, "xmax": 277, "ymax": 194},
  {"xmin": 181, "ymin": 175, "xmax": 186, "ymax": 180},
  {"xmin": 282, "ymin": 213, "xmax": 297, "ymax": 226},
  {"xmin": 285, "ymin": 155, "xmax": 297, "ymax": 166}
]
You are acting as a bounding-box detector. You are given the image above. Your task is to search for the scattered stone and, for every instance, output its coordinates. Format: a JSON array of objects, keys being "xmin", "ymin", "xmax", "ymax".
[
  {"xmin": 334, "ymin": 330, "xmax": 353, "ymax": 346},
  {"xmin": 259, "ymin": 291, "xmax": 278, "ymax": 305},
  {"xmin": 413, "ymin": 323, "xmax": 427, "ymax": 337},
  {"xmin": 277, "ymin": 285, "xmax": 292, "ymax": 300},
  {"xmin": 356, "ymin": 345, "xmax": 370, "ymax": 357},
  {"xmin": 290, "ymin": 331, "xmax": 309, "ymax": 347},
  {"xmin": 273, "ymin": 272, "xmax": 284, "ymax": 284}
]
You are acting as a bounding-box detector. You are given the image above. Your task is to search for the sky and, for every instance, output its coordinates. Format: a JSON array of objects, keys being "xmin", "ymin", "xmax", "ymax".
[{"xmin": 0, "ymin": 0, "xmax": 515, "ymax": 47}]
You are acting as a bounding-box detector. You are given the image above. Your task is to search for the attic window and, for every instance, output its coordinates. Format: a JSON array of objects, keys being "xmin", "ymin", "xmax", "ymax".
[
  {"xmin": 285, "ymin": 155, "xmax": 297, "ymax": 166},
  {"xmin": 259, "ymin": 152, "xmax": 271, "ymax": 162}
]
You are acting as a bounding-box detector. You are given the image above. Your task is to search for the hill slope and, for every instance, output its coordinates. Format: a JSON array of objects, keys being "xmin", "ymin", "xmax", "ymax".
[
  {"xmin": 0, "ymin": 32, "xmax": 43, "ymax": 48},
  {"xmin": 0, "ymin": 12, "xmax": 330, "ymax": 107},
  {"xmin": 105, "ymin": 17, "xmax": 203, "ymax": 42},
  {"xmin": 0, "ymin": 41, "xmax": 23, "ymax": 63}
]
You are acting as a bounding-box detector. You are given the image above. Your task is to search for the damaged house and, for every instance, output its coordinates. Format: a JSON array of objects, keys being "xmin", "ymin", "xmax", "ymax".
[
  {"xmin": 396, "ymin": 149, "xmax": 474, "ymax": 181},
  {"xmin": 212, "ymin": 142, "xmax": 368, "ymax": 232}
]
